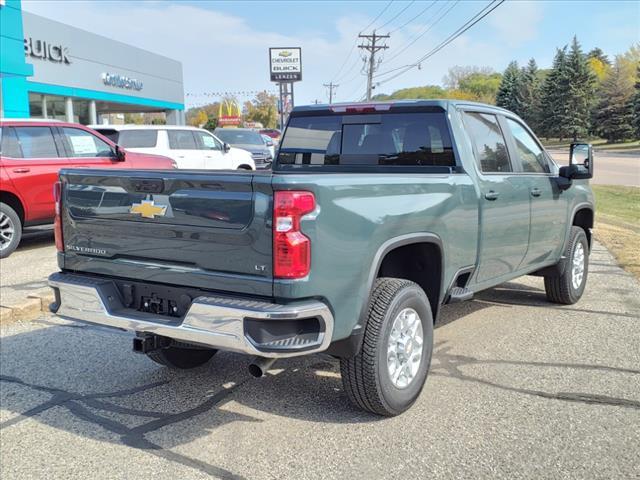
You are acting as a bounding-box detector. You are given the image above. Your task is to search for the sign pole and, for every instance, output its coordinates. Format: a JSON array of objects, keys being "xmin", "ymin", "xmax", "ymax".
[{"xmin": 278, "ymin": 82, "xmax": 284, "ymax": 131}]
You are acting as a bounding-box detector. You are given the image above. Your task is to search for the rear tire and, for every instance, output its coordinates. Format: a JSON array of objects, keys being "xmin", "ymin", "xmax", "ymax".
[
  {"xmin": 147, "ymin": 344, "xmax": 217, "ymax": 369},
  {"xmin": 544, "ymin": 226, "xmax": 589, "ymax": 305},
  {"xmin": 340, "ymin": 278, "xmax": 434, "ymax": 416},
  {"xmin": 0, "ymin": 203, "xmax": 22, "ymax": 259}
]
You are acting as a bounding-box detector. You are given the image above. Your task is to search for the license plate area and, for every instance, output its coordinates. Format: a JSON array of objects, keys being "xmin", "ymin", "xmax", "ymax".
[{"xmin": 114, "ymin": 280, "xmax": 202, "ymax": 319}]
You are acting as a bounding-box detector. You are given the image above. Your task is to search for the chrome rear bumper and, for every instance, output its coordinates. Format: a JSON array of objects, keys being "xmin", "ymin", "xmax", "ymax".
[{"xmin": 48, "ymin": 272, "xmax": 333, "ymax": 358}]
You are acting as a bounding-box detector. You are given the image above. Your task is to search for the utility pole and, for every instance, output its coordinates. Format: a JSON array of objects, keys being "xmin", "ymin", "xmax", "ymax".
[
  {"xmin": 358, "ymin": 31, "xmax": 389, "ymax": 101},
  {"xmin": 323, "ymin": 82, "xmax": 339, "ymax": 104}
]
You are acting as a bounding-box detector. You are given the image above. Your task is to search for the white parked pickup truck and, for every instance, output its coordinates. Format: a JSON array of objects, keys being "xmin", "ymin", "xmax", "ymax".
[{"xmin": 89, "ymin": 125, "xmax": 255, "ymax": 170}]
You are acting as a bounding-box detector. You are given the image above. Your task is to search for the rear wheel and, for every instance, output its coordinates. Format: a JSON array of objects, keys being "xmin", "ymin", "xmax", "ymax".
[
  {"xmin": 147, "ymin": 344, "xmax": 217, "ymax": 369},
  {"xmin": 0, "ymin": 203, "xmax": 22, "ymax": 259},
  {"xmin": 340, "ymin": 278, "xmax": 434, "ymax": 416},
  {"xmin": 544, "ymin": 226, "xmax": 589, "ymax": 304}
]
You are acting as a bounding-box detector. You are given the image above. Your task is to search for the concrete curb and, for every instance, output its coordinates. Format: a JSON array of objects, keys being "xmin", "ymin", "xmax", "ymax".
[{"xmin": 0, "ymin": 291, "xmax": 54, "ymax": 326}]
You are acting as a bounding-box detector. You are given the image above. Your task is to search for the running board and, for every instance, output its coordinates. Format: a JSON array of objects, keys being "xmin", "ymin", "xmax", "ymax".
[{"xmin": 447, "ymin": 287, "xmax": 474, "ymax": 303}]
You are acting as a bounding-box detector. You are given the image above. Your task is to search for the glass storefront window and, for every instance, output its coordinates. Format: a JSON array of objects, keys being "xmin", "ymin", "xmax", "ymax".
[
  {"xmin": 28, "ymin": 93, "xmax": 66, "ymax": 121},
  {"xmin": 73, "ymin": 98, "xmax": 90, "ymax": 125}
]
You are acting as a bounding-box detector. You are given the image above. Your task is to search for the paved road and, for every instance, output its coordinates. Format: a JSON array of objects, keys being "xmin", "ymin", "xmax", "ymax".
[
  {"xmin": 0, "ymin": 227, "xmax": 56, "ymax": 308},
  {"xmin": 549, "ymin": 149, "xmax": 640, "ymax": 187},
  {"xmin": 1, "ymin": 242, "xmax": 638, "ymax": 480}
]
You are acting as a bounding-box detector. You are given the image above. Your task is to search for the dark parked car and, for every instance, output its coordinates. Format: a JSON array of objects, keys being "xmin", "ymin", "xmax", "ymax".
[{"xmin": 214, "ymin": 128, "xmax": 272, "ymax": 168}]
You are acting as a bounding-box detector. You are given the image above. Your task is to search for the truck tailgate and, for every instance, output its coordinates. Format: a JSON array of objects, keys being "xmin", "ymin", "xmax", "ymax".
[{"xmin": 59, "ymin": 169, "xmax": 273, "ymax": 297}]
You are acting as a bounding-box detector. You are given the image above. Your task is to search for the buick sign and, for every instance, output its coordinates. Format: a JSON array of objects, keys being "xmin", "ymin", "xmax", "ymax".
[
  {"xmin": 24, "ymin": 37, "xmax": 71, "ymax": 64},
  {"xmin": 102, "ymin": 72, "xmax": 143, "ymax": 91}
]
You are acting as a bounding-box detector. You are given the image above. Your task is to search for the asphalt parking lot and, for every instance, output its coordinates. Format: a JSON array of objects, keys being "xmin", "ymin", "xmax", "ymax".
[{"xmin": 1, "ymin": 242, "xmax": 638, "ymax": 480}]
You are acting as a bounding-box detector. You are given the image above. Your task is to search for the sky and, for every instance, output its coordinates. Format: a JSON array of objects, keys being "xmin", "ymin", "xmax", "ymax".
[{"xmin": 22, "ymin": 0, "xmax": 640, "ymax": 108}]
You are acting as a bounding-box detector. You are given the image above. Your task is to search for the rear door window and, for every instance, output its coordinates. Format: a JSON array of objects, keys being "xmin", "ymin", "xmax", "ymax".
[
  {"xmin": 168, "ymin": 130, "xmax": 198, "ymax": 150},
  {"xmin": 13, "ymin": 126, "xmax": 60, "ymax": 158},
  {"xmin": 278, "ymin": 111, "xmax": 455, "ymax": 167},
  {"xmin": 462, "ymin": 112, "xmax": 512, "ymax": 173},
  {"xmin": 118, "ymin": 130, "xmax": 158, "ymax": 148},
  {"xmin": 0, "ymin": 128, "xmax": 23, "ymax": 158}
]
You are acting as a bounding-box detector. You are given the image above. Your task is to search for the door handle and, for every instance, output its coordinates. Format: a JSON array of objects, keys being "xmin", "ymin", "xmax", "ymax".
[
  {"xmin": 12, "ymin": 168, "xmax": 30, "ymax": 173},
  {"xmin": 484, "ymin": 190, "xmax": 500, "ymax": 201},
  {"xmin": 531, "ymin": 188, "xmax": 542, "ymax": 197}
]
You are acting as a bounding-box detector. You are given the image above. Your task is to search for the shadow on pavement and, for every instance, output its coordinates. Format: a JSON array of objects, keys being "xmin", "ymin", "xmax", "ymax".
[
  {"xmin": 14, "ymin": 226, "xmax": 54, "ymax": 253},
  {"xmin": 1, "ymin": 282, "xmax": 639, "ymax": 478}
]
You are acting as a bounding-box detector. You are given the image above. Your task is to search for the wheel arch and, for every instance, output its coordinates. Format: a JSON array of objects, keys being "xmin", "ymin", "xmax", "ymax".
[
  {"xmin": 572, "ymin": 206, "xmax": 594, "ymax": 250},
  {"xmin": 0, "ymin": 190, "xmax": 25, "ymax": 225},
  {"xmin": 327, "ymin": 233, "xmax": 444, "ymax": 359}
]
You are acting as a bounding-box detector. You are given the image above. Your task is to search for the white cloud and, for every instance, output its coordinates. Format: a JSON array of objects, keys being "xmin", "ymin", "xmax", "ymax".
[
  {"xmin": 487, "ymin": 0, "xmax": 544, "ymax": 46},
  {"xmin": 20, "ymin": 1, "xmax": 540, "ymax": 105}
]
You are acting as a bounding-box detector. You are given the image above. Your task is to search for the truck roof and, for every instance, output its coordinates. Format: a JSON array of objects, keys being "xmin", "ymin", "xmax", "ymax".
[{"xmin": 291, "ymin": 99, "xmax": 513, "ymax": 115}]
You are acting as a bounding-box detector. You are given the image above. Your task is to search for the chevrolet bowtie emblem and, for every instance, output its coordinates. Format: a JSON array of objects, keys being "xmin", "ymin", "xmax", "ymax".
[
  {"xmin": 129, "ymin": 199, "xmax": 167, "ymax": 219},
  {"xmin": 279, "ymin": 50, "xmax": 292, "ymax": 57}
]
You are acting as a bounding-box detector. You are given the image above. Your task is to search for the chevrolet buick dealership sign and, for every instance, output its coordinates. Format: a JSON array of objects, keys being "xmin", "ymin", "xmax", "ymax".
[
  {"xmin": 269, "ymin": 47, "xmax": 302, "ymax": 82},
  {"xmin": 102, "ymin": 72, "xmax": 143, "ymax": 91}
]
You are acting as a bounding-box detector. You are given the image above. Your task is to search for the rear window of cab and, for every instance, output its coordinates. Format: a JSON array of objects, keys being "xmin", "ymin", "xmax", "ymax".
[{"xmin": 277, "ymin": 111, "xmax": 455, "ymax": 169}]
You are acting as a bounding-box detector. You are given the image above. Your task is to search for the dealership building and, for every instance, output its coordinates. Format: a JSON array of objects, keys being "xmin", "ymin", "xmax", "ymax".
[{"xmin": 0, "ymin": 0, "xmax": 185, "ymax": 124}]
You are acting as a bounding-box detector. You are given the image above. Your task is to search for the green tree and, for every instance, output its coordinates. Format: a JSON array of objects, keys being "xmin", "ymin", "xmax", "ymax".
[
  {"xmin": 540, "ymin": 47, "xmax": 570, "ymax": 139},
  {"xmin": 519, "ymin": 58, "xmax": 542, "ymax": 133},
  {"xmin": 564, "ymin": 36, "xmax": 596, "ymax": 140},
  {"xmin": 244, "ymin": 91, "xmax": 278, "ymax": 128},
  {"xmin": 633, "ymin": 65, "xmax": 640, "ymax": 137},
  {"xmin": 374, "ymin": 85, "xmax": 446, "ymax": 100},
  {"xmin": 442, "ymin": 65, "xmax": 494, "ymax": 89},
  {"xmin": 458, "ymin": 72, "xmax": 502, "ymax": 104},
  {"xmin": 593, "ymin": 57, "xmax": 636, "ymax": 142},
  {"xmin": 189, "ymin": 110, "xmax": 208, "ymax": 127},
  {"xmin": 496, "ymin": 61, "xmax": 523, "ymax": 115}
]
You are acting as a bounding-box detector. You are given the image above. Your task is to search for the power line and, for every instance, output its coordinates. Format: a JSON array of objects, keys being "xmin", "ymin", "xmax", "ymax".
[
  {"xmin": 330, "ymin": 0, "xmax": 394, "ymax": 82},
  {"xmin": 377, "ymin": 0, "xmax": 459, "ymax": 76},
  {"xmin": 359, "ymin": 0, "xmax": 395, "ymax": 33},
  {"xmin": 388, "ymin": 0, "xmax": 437, "ymax": 34},
  {"xmin": 358, "ymin": 32, "xmax": 390, "ymax": 101},
  {"xmin": 376, "ymin": 0, "xmax": 504, "ymax": 86},
  {"xmin": 376, "ymin": 1, "xmax": 415, "ymax": 32}
]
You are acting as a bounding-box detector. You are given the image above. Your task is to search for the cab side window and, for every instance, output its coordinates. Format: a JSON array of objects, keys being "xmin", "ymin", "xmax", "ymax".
[
  {"xmin": 462, "ymin": 112, "xmax": 512, "ymax": 173},
  {"xmin": 62, "ymin": 127, "xmax": 113, "ymax": 157},
  {"xmin": 13, "ymin": 126, "xmax": 60, "ymax": 159},
  {"xmin": 0, "ymin": 128, "xmax": 23, "ymax": 158},
  {"xmin": 168, "ymin": 130, "xmax": 198, "ymax": 150},
  {"xmin": 505, "ymin": 118, "xmax": 549, "ymax": 173}
]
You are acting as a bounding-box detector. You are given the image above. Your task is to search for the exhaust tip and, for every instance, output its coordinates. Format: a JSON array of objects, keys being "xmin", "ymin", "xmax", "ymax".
[
  {"xmin": 248, "ymin": 357, "xmax": 276, "ymax": 378},
  {"xmin": 248, "ymin": 363, "xmax": 265, "ymax": 378}
]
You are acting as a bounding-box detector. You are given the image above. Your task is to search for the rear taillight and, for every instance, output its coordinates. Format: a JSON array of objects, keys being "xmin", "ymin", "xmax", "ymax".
[
  {"xmin": 273, "ymin": 191, "xmax": 315, "ymax": 279},
  {"xmin": 53, "ymin": 181, "xmax": 64, "ymax": 252}
]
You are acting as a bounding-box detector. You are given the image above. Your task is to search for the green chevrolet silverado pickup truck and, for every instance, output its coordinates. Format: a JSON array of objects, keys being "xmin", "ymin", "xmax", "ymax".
[{"xmin": 48, "ymin": 100, "xmax": 594, "ymax": 416}]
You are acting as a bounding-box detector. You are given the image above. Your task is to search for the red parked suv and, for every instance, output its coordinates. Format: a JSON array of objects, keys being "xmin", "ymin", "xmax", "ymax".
[{"xmin": 0, "ymin": 119, "xmax": 175, "ymax": 258}]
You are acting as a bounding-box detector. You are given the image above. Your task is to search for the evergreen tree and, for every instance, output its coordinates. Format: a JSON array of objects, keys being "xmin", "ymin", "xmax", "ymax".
[
  {"xmin": 564, "ymin": 37, "xmax": 596, "ymax": 140},
  {"xmin": 496, "ymin": 61, "xmax": 523, "ymax": 115},
  {"xmin": 632, "ymin": 65, "xmax": 640, "ymax": 138},
  {"xmin": 594, "ymin": 59, "xmax": 636, "ymax": 142},
  {"xmin": 540, "ymin": 47, "xmax": 570, "ymax": 139},
  {"xmin": 519, "ymin": 58, "xmax": 542, "ymax": 133}
]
